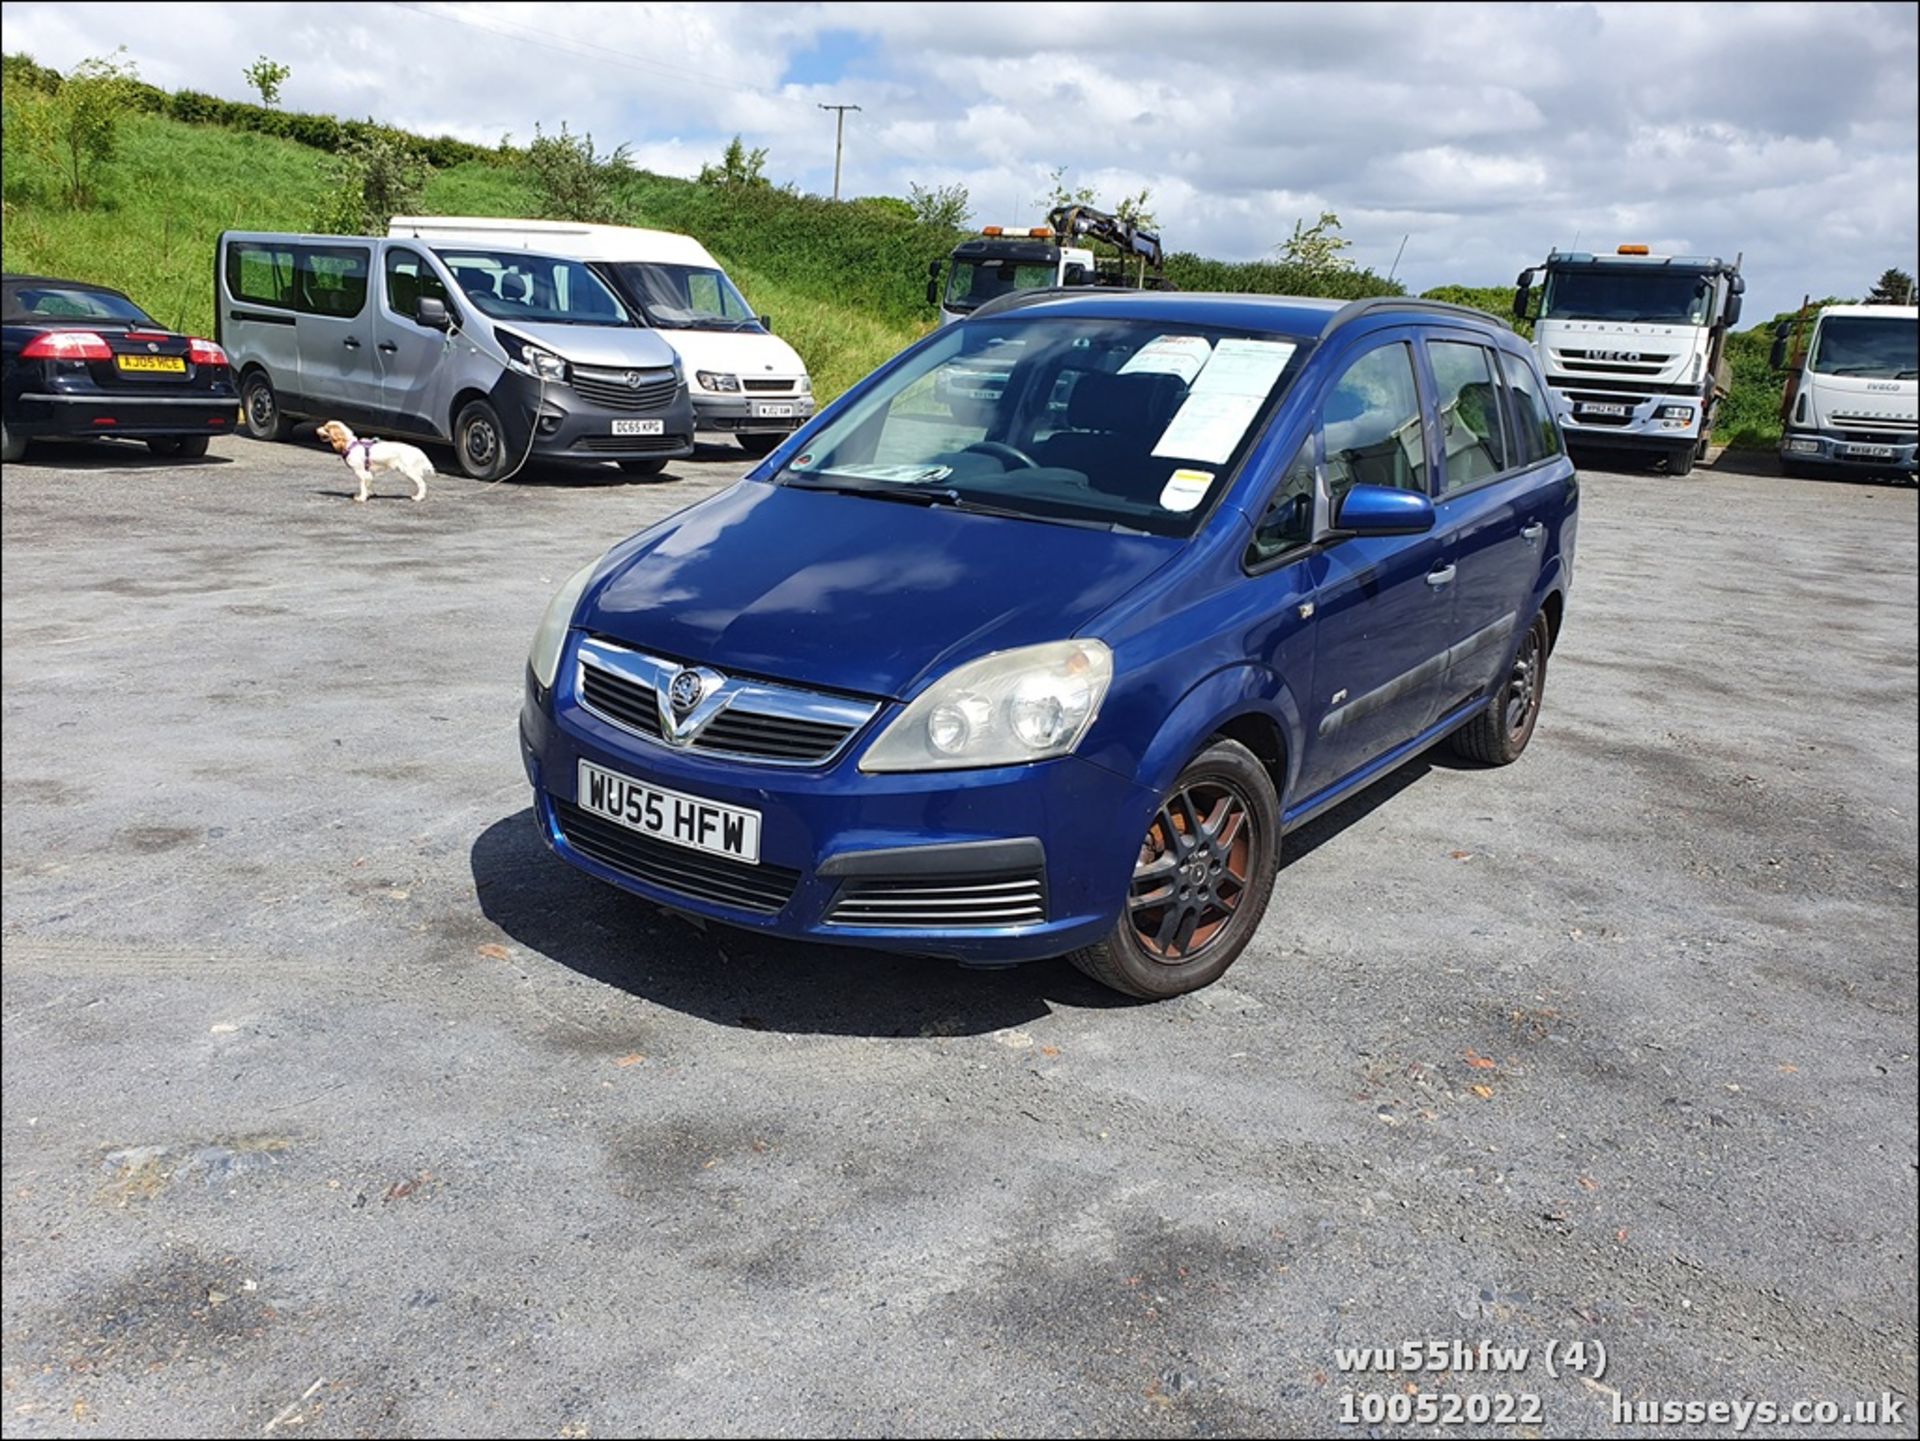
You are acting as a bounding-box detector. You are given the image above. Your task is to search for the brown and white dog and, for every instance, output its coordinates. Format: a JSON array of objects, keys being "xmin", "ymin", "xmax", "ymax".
[{"xmin": 316, "ymin": 420, "xmax": 434, "ymax": 502}]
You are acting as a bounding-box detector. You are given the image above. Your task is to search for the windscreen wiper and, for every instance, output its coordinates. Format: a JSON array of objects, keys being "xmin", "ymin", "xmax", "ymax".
[{"xmin": 785, "ymin": 477, "xmax": 963, "ymax": 506}]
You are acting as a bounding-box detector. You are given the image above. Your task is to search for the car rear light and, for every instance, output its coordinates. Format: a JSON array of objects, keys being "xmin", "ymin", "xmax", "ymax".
[
  {"xmin": 92, "ymin": 417, "xmax": 118, "ymax": 426},
  {"xmin": 21, "ymin": 331, "xmax": 113, "ymax": 361},
  {"xmin": 187, "ymin": 338, "xmax": 228, "ymax": 367}
]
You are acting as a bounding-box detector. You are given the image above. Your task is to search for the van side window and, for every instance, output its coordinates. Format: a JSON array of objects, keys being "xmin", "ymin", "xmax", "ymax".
[
  {"xmin": 1322, "ymin": 342, "xmax": 1427, "ymax": 510},
  {"xmin": 227, "ymin": 242, "xmax": 298, "ymax": 309},
  {"xmin": 299, "ymin": 246, "xmax": 370, "ymax": 319},
  {"xmin": 1247, "ymin": 438, "xmax": 1318, "ymax": 565},
  {"xmin": 383, "ymin": 247, "xmax": 450, "ymax": 322},
  {"xmin": 1499, "ymin": 350, "xmax": 1563, "ymax": 465},
  {"xmin": 1429, "ymin": 341, "xmax": 1509, "ymax": 491}
]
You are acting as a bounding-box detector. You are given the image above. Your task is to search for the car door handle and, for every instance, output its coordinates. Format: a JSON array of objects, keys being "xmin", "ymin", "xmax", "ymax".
[
  {"xmin": 377, "ymin": 341, "xmax": 398, "ymax": 353},
  {"xmin": 1521, "ymin": 522, "xmax": 1545, "ymax": 544},
  {"xmin": 1426, "ymin": 565, "xmax": 1457, "ymax": 588},
  {"xmin": 343, "ymin": 337, "xmax": 361, "ymax": 349}
]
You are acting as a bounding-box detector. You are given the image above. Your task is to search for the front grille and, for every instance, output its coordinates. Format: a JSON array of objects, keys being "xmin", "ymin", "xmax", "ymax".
[
  {"xmin": 742, "ymin": 378, "xmax": 795, "ymax": 393},
  {"xmin": 554, "ymin": 799, "xmax": 799, "ymax": 915},
  {"xmin": 570, "ymin": 368, "xmax": 681, "ymax": 411},
  {"xmin": 1830, "ymin": 413, "xmax": 1916, "ymax": 436},
  {"xmin": 576, "ymin": 639, "xmax": 878, "ymax": 767},
  {"xmin": 571, "ymin": 434, "xmax": 688, "ymax": 453},
  {"xmin": 826, "ymin": 872, "xmax": 1048, "ymax": 929}
]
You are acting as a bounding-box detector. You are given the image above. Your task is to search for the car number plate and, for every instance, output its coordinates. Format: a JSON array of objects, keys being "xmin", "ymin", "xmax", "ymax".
[
  {"xmin": 1577, "ymin": 402, "xmax": 1628, "ymax": 417},
  {"xmin": 1842, "ymin": 443, "xmax": 1895, "ymax": 459},
  {"xmin": 117, "ymin": 354, "xmax": 187, "ymax": 373},
  {"xmin": 611, "ymin": 419, "xmax": 664, "ymax": 436},
  {"xmin": 753, "ymin": 402, "xmax": 796, "ymax": 418},
  {"xmin": 576, "ymin": 759, "xmax": 760, "ymax": 863}
]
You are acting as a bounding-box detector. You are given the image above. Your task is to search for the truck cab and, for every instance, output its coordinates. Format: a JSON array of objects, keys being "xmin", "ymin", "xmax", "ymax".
[
  {"xmin": 930, "ymin": 229, "xmax": 1096, "ymax": 327},
  {"xmin": 1772, "ymin": 304, "xmax": 1918, "ymax": 480},
  {"xmin": 1516, "ymin": 246, "xmax": 1744, "ymax": 476}
]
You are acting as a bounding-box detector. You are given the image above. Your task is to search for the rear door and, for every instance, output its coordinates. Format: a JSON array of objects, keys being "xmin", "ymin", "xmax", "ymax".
[
  {"xmin": 374, "ymin": 243, "xmax": 459, "ymax": 439},
  {"xmin": 1424, "ymin": 333, "xmax": 1537, "ymax": 710},
  {"xmin": 293, "ymin": 243, "xmax": 378, "ymax": 419},
  {"xmin": 1294, "ymin": 333, "xmax": 1456, "ymax": 799}
]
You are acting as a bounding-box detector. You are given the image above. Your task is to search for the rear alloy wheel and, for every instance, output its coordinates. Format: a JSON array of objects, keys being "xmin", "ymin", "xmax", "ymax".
[
  {"xmin": 147, "ymin": 435, "xmax": 210, "ymax": 458},
  {"xmin": 1450, "ymin": 610, "xmax": 1551, "ymax": 765},
  {"xmin": 1067, "ymin": 738, "xmax": 1279, "ymax": 1000},
  {"xmin": 737, "ymin": 432, "xmax": 785, "ymax": 457},
  {"xmin": 617, "ymin": 458, "xmax": 670, "ymax": 477},
  {"xmin": 455, "ymin": 398, "xmax": 512, "ymax": 481},
  {"xmin": 242, "ymin": 372, "xmax": 291, "ymax": 441}
]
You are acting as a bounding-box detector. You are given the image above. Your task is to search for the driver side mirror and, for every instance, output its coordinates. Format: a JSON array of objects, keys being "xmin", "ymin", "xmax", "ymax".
[
  {"xmin": 416, "ymin": 296, "xmax": 451, "ymax": 331},
  {"xmin": 926, "ymin": 259, "xmax": 944, "ymax": 307},
  {"xmin": 1769, "ymin": 329, "xmax": 1790, "ymax": 372},
  {"xmin": 1724, "ymin": 294, "xmax": 1742, "ymax": 327},
  {"xmin": 1333, "ymin": 484, "xmax": 1436, "ymax": 538},
  {"xmin": 1512, "ymin": 268, "xmax": 1534, "ymax": 321},
  {"xmin": 758, "ymin": 313, "xmax": 773, "ymax": 332}
]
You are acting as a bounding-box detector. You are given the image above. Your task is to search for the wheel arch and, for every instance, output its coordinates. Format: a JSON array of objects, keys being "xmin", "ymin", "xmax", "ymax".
[{"xmin": 1131, "ymin": 662, "xmax": 1303, "ymax": 814}]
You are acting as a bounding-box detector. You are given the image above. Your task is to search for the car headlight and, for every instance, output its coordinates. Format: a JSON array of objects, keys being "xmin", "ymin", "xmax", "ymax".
[
  {"xmin": 499, "ymin": 329, "xmax": 568, "ymax": 383},
  {"xmin": 528, "ymin": 561, "xmax": 598, "ymax": 690},
  {"xmin": 860, "ymin": 640, "xmax": 1113, "ymax": 772},
  {"xmin": 696, "ymin": 370, "xmax": 741, "ymax": 392}
]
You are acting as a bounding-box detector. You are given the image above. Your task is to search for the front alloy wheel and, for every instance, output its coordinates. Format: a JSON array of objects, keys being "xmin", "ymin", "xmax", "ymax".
[{"xmin": 1068, "ymin": 738, "xmax": 1279, "ymax": 999}]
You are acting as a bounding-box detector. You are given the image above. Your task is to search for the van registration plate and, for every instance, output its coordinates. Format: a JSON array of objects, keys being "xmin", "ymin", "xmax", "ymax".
[
  {"xmin": 753, "ymin": 403, "xmax": 796, "ymax": 418},
  {"xmin": 611, "ymin": 419, "xmax": 664, "ymax": 436},
  {"xmin": 1842, "ymin": 443, "xmax": 1895, "ymax": 459}
]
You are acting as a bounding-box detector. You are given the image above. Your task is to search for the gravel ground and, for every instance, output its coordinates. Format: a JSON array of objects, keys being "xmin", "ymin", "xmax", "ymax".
[{"xmin": 2, "ymin": 434, "xmax": 1915, "ymax": 1439}]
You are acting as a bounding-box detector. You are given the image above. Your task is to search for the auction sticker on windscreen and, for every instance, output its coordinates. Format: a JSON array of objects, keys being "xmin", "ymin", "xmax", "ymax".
[{"xmin": 1149, "ymin": 337, "xmax": 1298, "ymax": 464}]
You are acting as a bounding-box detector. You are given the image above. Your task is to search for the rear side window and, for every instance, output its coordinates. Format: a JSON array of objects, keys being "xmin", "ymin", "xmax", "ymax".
[
  {"xmin": 1322, "ymin": 342, "xmax": 1428, "ymax": 508},
  {"xmin": 1500, "ymin": 350, "xmax": 1564, "ymax": 465},
  {"xmin": 299, "ymin": 246, "xmax": 371, "ymax": 319},
  {"xmin": 227, "ymin": 241, "xmax": 298, "ymax": 309},
  {"xmin": 1429, "ymin": 341, "xmax": 1509, "ymax": 491}
]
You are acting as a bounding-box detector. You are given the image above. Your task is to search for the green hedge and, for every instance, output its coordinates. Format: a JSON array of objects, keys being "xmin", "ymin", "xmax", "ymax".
[{"xmin": 1165, "ymin": 252, "xmax": 1402, "ymax": 301}]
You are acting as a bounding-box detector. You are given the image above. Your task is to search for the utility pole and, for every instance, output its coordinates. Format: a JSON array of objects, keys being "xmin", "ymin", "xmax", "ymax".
[{"xmin": 818, "ymin": 103, "xmax": 860, "ymax": 201}]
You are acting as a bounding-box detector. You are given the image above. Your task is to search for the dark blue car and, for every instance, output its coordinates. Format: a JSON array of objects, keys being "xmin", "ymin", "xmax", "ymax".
[{"xmin": 520, "ymin": 292, "xmax": 1577, "ymax": 998}]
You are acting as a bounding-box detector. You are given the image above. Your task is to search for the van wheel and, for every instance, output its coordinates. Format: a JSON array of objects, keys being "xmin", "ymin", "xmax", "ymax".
[
  {"xmin": 1666, "ymin": 442, "xmax": 1696, "ymax": 477},
  {"xmin": 455, "ymin": 399, "xmax": 511, "ymax": 481},
  {"xmin": 1451, "ymin": 610, "xmax": 1551, "ymax": 766},
  {"xmin": 617, "ymin": 458, "xmax": 669, "ymax": 477},
  {"xmin": 242, "ymin": 373, "xmax": 291, "ymax": 441},
  {"xmin": 147, "ymin": 435, "xmax": 210, "ymax": 458},
  {"xmin": 1, "ymin": 420, "xmax": 25, "ymax": 463},
  {"xmin": 1067, "ymin": 739, "xmax": 1279, "ymax": 1000},
  {"xmin": 737, "ymin": 433, "xmax": 784, "ymax": 457}
]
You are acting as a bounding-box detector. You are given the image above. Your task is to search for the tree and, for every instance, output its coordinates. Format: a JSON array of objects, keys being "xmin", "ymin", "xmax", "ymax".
[
  {"xmin": 1112, "ymin": 187, "xmax": 1157, "ymax": 234},
  {"xmin": 907, "ymin": 181, "xmax": 970, "ymax": 230},
  {"xmin": 243, "ymin": 56, "xmax": 290, "ymax": 107},
  {"xmin": 1036, "ymin": 164, "xmax": 1097, "ymax": 213},
  {"xmin": 698, "ymin": 135, "xmax": 769, "ymax": 189},
  {"xmin": 525, "ymin": 122, "xmax": 631, "ymax": 224},
  {"xmin": 11, "ymin": 49, "xmax": 139, "ymax": 208},
  {"xmin": 1275, "ymin": 211, "xmax": 1354, "ymax": 273},
  {"xmin": 1867, "ymin": 267, "xmax": 1915, "ymax": 305},
  {"xmin": 312, "ymin": 129, "xmax": 431, "ymax": 234}
]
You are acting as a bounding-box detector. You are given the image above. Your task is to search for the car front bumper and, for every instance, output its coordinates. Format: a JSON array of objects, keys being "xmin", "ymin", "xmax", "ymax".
[
  {"xmin": 10, "ymin": 388, "xmax": 241, "ymax": 440},
  {"xmin": 519, "ymin": 662, "xmax": 1153, "ymax": 964},
  {"xmin": 1780, "ymin": 427, "xmax": 1918, "ymax": 472},
  {"xmin": 691, "ymin": 392, "xmax": 815, "ymax": 434}
]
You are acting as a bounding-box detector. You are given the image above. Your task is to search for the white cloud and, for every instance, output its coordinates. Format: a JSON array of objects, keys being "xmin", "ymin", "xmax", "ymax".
[{"xmin": 2, "ymin": 0, "xmax": 1913, "ymax": 318}]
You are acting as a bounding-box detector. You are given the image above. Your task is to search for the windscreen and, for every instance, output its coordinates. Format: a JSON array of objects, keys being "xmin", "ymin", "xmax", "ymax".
[
  {"xmin": 605, "ymin": 262, "xmax": 760, "ymax": 330},
  {"xmin": 944, "ymin": 259, "xmax": 1059, "ymax": 313},
  {"xmin": 3, "ymin": 282, "xmax": 155, "ymax": 326},
  {"xmin": 1542, "ymin": 267, "xmax": 1713, "ymax": 325},
  {"xmin": 1809, "ymin": 315, "xmax": 1919, "ymax": 378},
  {"xmin": 431, "ymin": 249, "xmax": 631, "ymax": 326},
  {"xmin": 777, "ymin": 316, "xmax": 1308, "ymax": 537}
]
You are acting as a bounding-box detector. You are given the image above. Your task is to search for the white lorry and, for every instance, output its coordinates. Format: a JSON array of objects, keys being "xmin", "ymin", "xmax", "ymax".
[
  {"xmin": 1771, "ymin": 303, "xmax": 1918, "ymax": 480},
  {"xmin": 389, "ymin": 216, "xmax": 813, "ymax": 455},
  {"xmin": 928, "ymin": 206, "xmax": 1166, "ymax": 327},
  {"xmin": 1514, "ymin": 245, "xmax": 1745, "ymax": 475}
]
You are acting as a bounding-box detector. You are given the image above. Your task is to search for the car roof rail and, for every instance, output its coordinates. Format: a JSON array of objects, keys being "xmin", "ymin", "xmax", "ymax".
[
  {"xmin": 1318, "ymin": 296, "xmax": 1512, "ymax": 338},
  {"xmin": 963, "ymin": 287, "xmax": 1089, "ymax": 321}
]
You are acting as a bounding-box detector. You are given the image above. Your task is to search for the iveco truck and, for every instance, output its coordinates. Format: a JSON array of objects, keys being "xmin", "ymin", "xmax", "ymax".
[
  {"xmin": 1515, "ymin": 245, "xmax": 1744, "ymax": 475},
  {"xmin": 1772, "ymin": 303, "xmax": 1918, "ymax": 479}
]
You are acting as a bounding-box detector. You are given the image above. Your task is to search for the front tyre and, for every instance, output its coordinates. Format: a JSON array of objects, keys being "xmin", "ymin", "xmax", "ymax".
[
  {"xmin": 454, "ymin": 398, "xmax": 512, "ymax": 481},
  {"xmin": 617, "ymin": 457, "xmax": 670, "ymax": 477},
  {"xmin": 737, "ymin": 432, "xmax": 785, "ymax": 458},
  {"xmin": 241, "ymin": 372, "xmax": 291, "ymax": 441},
  {"xmin": 1666, "ymin": 442, "xmax": 1697, "ymax": 477},
  {"xmin": 1067, "ymin": 738, "xmax": 1279, "ymax": 1000},
  {"xmin": 1450, "ymin": 610, "xmax": 1551, "ymax": 765}
]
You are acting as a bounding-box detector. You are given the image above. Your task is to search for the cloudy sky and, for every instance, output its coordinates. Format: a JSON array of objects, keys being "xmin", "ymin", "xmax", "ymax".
[{"xmin": 5, "ymin": 0, "xmax": 1915, "ymax": 319}]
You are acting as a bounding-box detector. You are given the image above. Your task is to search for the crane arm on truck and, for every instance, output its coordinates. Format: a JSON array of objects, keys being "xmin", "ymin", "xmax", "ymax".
[{"xmin": 1045, "ymin": 205, "xmax": 1164, "ymax": 269}]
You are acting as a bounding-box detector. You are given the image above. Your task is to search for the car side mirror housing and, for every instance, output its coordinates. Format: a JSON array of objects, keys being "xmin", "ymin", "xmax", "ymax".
[
  {"xmin": 1334, "ymin": 484, "xmax": 1436, "ymax": 538},
  {"xmin": 416, "ymin": 296, "xmax": 451, "ymax": 331}
]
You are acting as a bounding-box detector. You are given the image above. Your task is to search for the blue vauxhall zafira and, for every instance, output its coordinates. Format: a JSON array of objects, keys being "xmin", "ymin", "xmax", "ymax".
[{"xmin": 520, "ymin": 291, "xmax": 1577, "ymax": 998}]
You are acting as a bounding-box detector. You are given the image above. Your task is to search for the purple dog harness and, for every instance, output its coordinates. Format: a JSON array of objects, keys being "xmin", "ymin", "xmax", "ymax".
[{"xmin": 344, "ymin": 437, "xmax": 379, "ymax": 471}]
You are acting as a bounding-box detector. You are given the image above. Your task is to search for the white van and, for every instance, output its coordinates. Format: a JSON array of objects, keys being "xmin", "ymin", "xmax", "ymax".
[{"xmin": 390, "ymin": 217, "xmax": 812, "ymax": 455}]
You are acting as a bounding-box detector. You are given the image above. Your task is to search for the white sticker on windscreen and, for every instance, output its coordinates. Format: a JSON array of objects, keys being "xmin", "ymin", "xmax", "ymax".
[
  {"xmin": 1119, "ymin": 334, "xmax": 1214, "ymax": 384},
  {"xmin": 1160, "ymin": 468, "xmax": 1213, "ymax": 512},
  {"xmin": 1151, "ymin": 391, "xmax": 1267, "ymax": 464}
]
